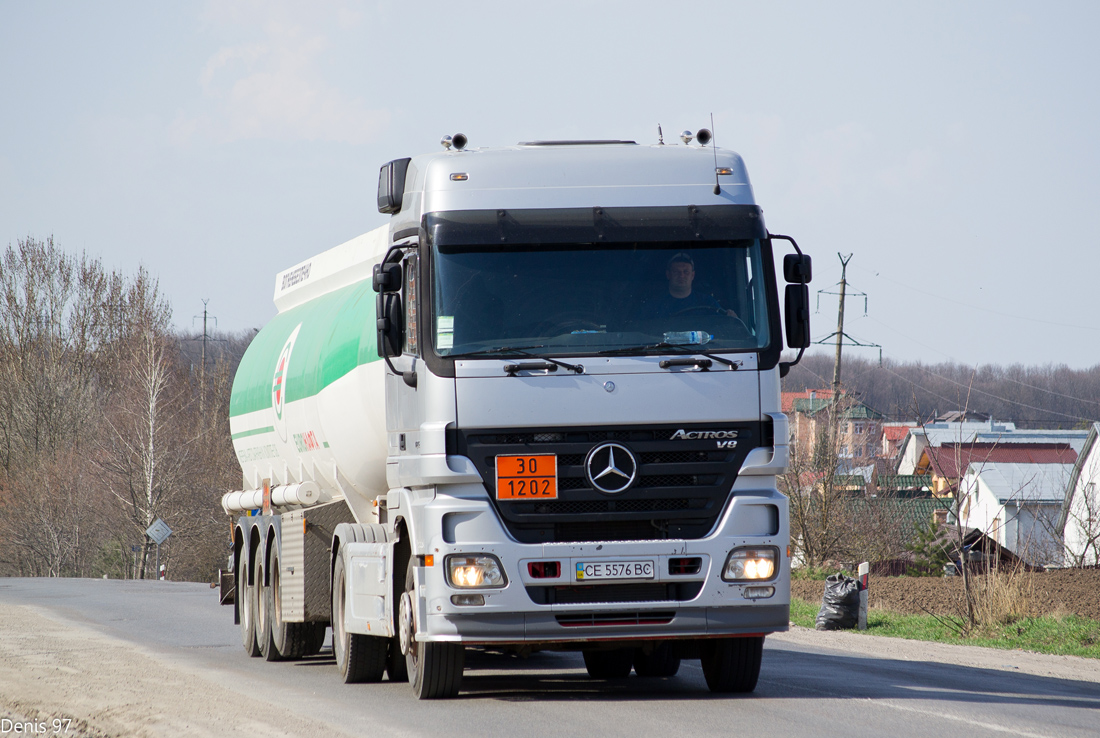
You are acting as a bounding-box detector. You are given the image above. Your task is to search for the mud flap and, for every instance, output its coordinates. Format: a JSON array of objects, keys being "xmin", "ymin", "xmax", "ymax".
[{"xmin": 342, "ymin": 540, "xmax": 397, "ymax": 638}]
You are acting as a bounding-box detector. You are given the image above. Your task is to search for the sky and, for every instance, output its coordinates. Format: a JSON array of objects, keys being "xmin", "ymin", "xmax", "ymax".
[{"xmin": 2, "ymin": 1, "xmax": 1098, "ymax": 369}]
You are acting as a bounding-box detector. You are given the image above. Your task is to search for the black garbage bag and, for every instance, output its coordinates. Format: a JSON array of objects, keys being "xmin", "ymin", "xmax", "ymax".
[{"xmin": 815, "ymin": 573, "xmax": 860, "ymax": 631}]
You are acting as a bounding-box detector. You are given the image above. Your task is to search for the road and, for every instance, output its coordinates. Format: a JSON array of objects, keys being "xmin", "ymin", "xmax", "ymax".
[{"xmin": 0, "ymin": 578, "xmax": 1097, "ymax": 738}]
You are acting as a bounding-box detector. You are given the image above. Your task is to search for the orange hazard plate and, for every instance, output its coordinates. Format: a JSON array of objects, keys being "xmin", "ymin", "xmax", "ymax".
[{"xmin": 495, "ymin": 454, "xmax": 558, "ymax": 500}]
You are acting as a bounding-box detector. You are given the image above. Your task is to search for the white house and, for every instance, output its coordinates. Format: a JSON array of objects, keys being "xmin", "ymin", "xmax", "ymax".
[
  {"xmin": 1058, "ymin": 422, "xmax": 1100, "ymax": 567},
  {"xmin": 958, "ymin": 462, "xmax": 1074, "ymax": 567}
]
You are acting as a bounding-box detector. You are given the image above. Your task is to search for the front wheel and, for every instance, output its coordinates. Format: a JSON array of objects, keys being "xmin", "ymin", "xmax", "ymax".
[
  {"xmin": 700, "ymin": 636, "xmax": 763, "ymax": 693},
  {"xmin": 400, "ymin": 563, "xmax": 464, "ymax": 699}
]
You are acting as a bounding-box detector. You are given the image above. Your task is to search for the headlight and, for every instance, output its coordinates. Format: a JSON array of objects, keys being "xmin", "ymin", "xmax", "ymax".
[
  {"xmin": 722, "ymin": 547, "xmax": 778, "ymax": 582},
  {"xmin": 446, "ymin": 554, "xmax": 507, "ymax": 589}
]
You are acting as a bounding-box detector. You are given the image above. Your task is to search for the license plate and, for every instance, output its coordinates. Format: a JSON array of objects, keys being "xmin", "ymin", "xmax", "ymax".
[
  {"xmin": 575, "ymin": 560, "xmax": 655, "ymax": 581},
  {"xmin": 495, "ymin": 454, "xmax": 557, "ymax": 500}
]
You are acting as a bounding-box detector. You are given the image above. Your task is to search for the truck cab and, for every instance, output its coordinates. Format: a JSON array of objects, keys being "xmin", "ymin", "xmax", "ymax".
[{"xmin": 225, "ymin": 132, "xmax": 812, "ymax": 699}]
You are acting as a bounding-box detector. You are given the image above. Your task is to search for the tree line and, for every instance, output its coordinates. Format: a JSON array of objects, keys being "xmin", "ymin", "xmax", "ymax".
[
  {"xmin": 0, "ymin": 237, "xmax": 253, "ymax": 581},
  {"xmin": 784, "ymin": 352, "xmax": 1100, "ymax": 426}
]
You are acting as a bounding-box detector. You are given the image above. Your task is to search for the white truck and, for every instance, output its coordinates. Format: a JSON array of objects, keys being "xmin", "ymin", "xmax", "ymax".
[{"xmin": 221, "ymin": 130, "xmax": 813, "ymax": 698}]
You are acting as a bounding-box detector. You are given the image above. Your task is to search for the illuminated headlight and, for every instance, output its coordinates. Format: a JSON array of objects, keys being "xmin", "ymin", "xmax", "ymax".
[
  {"xmin": 722, "ymin": 547, "xmax": 778, "ymax": 582},
  {"xmin": 446, "ymin": 554, "xmax": 507, "ymax": 589}
]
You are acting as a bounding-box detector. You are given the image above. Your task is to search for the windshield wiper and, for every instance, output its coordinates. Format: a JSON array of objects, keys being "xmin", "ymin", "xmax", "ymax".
[
  {"xmin": 449, "ymin": 345, "xmax": 583, "ymax": 374},
  {"xmin": 448, "ymin": 344, "xmax": 549, "ymax": 359},
  {"xmin": 597, "ymin": 342, "xmax": 740, "ymax": 369}
]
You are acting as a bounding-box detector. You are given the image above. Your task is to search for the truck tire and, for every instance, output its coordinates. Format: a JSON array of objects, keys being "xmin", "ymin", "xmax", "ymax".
[
  {"xmin": 255, "ymin": 559, "xmax": 278, "ymax": 661},
  {"xmin": 332, "ymin": 552, "xmax": 387, "ymax": 683},
  {"xmin": 386, "ymin": 637, "xmax": 408, "ymax": 683},
  {"xmin": 400, "ymin": 563, "xmax": 464, "ymax": 699},
  {"xmin": 633, "ymin": 642, "xmax": 681, "ymax": 678},
  {"xmin": 267, "ymin": 546, "xmax": 312, "ymax": 660},
  {"xmin": 583, "ymin": 648, "xmax": 634, "ymax": 679},
  {"xmin": 302, "ymin": 622, "xmax": 327, "ymax": 657},
  {"xmin": 238, "ymin": 553, "xmax": 261, "ymax": 657},
  {"xmin": 700, "ymin": 636, "xmax": 763, "ymax": 693}
]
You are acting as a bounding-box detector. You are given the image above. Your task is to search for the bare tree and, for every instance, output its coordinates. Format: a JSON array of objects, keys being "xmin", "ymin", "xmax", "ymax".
[{"xmin": 97, "ymin": 328, "xmax": 194, "ymax": 579}]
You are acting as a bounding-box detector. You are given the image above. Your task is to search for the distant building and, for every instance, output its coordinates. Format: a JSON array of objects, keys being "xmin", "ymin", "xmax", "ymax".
[
  {"xmin": 880, "ymin": 422, "xmax": 916, "ymax": 460},
  {"xmin": 895, "ymin": 420, "xmax": 1088, "ymax": 475},
  {"xmin": 915, "ymin": 442, "xmax": 1078, "ymax": 498},
  {"xmin": 785, "ymin": 389, "xmax": 884, "ymax": 470},
  {"xmin": 1057, "ymin": 421, "xmax": 1100, "ymax": 567},
  {"xmin": 959, "ymin": 462, "xmax": 1075, "ymax": 567}
]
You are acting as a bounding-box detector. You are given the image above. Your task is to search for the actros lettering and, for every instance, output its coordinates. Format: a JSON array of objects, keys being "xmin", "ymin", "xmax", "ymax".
[{"xmin": 670, "ymin": 429, "xmax": 739, "ymax": 440}]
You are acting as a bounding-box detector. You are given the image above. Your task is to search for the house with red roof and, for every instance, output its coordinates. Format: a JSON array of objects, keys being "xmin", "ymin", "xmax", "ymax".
[{"xmin": 916, "ymin": 442, "xmax": 1078, "ymax": 497}]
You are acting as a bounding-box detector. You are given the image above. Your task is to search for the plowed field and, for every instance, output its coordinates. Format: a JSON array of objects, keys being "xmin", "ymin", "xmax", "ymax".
[{"xmin": 791, "ymin": 568, "xmax": 1100, "ymax": 621}]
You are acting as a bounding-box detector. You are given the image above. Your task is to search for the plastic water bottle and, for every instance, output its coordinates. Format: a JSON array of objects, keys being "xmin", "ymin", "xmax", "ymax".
[{"xmin": 663, "ymin": 331, "xmax": 712, "ymax": 345}]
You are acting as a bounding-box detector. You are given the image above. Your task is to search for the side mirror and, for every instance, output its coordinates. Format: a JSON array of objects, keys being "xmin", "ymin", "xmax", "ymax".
[
  {"xmin": 376, "ymin": 292, "xmax": 403, "ymax": 358},
  {"xmin": 783, "ymin": 254, "xmax": 812, "ymax": 284},
  {"xmin": 372, "ymin": 262, "xmax": 402, "ymax": 293},
  {"xmin": 377, "ymin": 158, "xmax": 411, "ymax": 214},
  {"xmin": 785, "ymin": 284, "xmax": 810, "ymax": 349}
]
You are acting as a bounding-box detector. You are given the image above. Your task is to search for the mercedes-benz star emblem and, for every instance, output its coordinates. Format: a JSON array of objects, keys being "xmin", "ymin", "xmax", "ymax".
[{"xmin": 584, "ymin": 442, "xmax": 637, "ymax": 494}]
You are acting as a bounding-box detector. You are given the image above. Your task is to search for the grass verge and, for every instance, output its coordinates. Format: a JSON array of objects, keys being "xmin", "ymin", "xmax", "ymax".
[{"xmin": 790, "ymin": 597, "xmax": 1100, "ymax": 659}]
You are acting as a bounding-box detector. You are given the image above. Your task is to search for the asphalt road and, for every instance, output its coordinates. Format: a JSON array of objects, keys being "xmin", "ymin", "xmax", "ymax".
[{"xmin": 1, "ymin": 578, "xmax": 1098, "ymax": 738}]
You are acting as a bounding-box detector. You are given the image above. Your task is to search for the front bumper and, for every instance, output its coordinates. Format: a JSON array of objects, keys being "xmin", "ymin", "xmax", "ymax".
[{"xmin": 400, "ymin": 481, "xmax": 790, "ymax": 645}]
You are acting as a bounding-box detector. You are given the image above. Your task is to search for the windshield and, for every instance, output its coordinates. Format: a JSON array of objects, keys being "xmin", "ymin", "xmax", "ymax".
[{"xmin": 432, "ymin": 240, "xmax": 773, "ymax": 357}]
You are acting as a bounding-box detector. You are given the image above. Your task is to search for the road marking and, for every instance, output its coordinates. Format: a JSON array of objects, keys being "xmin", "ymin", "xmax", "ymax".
[{"xmin": 756, "ymin": 676, "xmax": 1062, "ymax": 738}]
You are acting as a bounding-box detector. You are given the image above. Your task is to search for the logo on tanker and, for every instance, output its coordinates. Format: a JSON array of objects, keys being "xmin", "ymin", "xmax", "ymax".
[{"xmin": 272, "ymin": 324, "xmax": 302, "ymax": 443}]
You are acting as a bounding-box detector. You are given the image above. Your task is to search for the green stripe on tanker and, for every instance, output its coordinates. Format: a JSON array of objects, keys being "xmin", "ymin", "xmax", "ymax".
[{"xmin": 229, "ymin": 278, "xmax": 380, "ymax": 418}]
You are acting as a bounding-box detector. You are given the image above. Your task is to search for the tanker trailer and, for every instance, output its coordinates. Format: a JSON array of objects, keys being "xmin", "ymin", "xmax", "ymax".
[{"xmin": 222, "ymin": 130, "xmax": 813, "ymax": 699}]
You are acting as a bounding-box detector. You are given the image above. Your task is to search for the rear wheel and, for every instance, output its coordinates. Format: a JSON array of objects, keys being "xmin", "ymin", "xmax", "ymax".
[
  {"xmin": 583, "ymin": 648, "xmax": 634, "ymax": 679},
  {"xmin": 238, "ymin": 550, "xmax": 261, "ymax": 657},
  {"xmin": 401, "ymin": 563, "xmax": 464, "ymax": 698},
  {"xmin": 255, "ymin": 559, "xmax": 277, "ymax": 660},
  {"xmin": 700, "ymin": 636, "xmax": 763, "ymax": 693},
  {"xmin": 633, "ymin": 642, "xmax": 681, "ymax": 678},
  {"xmin": 267, "ymin": 546, "xmax": 314, "ymax": 660},
  {"xmin": 301, "ymin": 622, "xmax": 328, "ymax": 657},
  {"xmin": 332, "ymin": 553, "xmax": 387, "ymax": 683}
]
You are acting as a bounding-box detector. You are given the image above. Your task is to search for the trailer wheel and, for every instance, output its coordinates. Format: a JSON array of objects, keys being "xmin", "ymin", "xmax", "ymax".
[
  {"xmin": 401, "ymin": 563, "xmax": 464, "ymax": 699},
  {"xmin": 302, "ymin": 622, "xmax": 328, "ymax": 657},
  {"xmin": 700, "ymin": 636, "xmax": 763, "ymax": 693},
  {"xmin": 332, "ymin": 553, "xmax": 387, "ymax": 683},
  {"xmin": 255, "ymin": 559, "xmax": 278, "ymax": 661},
  {"xmin": 582, "ymin": 648, "xmax": 634, "ymax": 679},
  {"xmin": 238, "ymin": 553, "xmax": 261, "ymax": 657},
  {"xmin": 633, "ymin": 642, "xmax": 681, "ymax": 678},
  {"xmin": 267, "ymin": 546, "xmax": 311, "ymax": 660}
]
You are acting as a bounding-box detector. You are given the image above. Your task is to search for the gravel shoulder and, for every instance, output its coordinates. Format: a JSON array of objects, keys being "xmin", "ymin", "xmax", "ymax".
[{"xmin": 0, "ymin": 601, "xmax": 355, "ymax": 738}]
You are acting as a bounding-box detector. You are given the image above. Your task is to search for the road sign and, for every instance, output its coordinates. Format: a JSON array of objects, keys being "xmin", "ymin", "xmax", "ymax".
[{"xmin": 146, "ymin": 518, "xmax": 173, "ymax": 545}]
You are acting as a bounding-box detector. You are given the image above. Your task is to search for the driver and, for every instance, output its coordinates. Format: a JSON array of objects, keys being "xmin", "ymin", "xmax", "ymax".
[{"xmin": 646, "ymin": 252, "xmax": 737, "ymax": 318}]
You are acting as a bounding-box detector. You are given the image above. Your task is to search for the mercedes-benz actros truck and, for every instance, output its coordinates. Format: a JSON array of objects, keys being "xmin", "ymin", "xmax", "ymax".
[{"xmin": 221, "ymin": 129, "xmax": 812, "ymax": 699}]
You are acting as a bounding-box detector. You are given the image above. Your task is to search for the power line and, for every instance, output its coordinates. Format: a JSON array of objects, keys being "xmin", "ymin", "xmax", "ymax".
[
  {"xmin": 851, "ymin": 262, "xmax": 1100, "ymax": 333},
  {"xmin": 902, "ymin": 365, "xmax": 1094, "ymax": 423}
]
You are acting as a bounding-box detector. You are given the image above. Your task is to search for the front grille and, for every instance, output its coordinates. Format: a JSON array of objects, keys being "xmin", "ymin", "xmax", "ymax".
[
  {"xmin": 457, "ymin": 423, "xmax": 758, "ymax": 543},
  {"xmin": 556, "ymin": 611, "xmax": 676, "ymax": 627},
  {"xmin": 526, "ymin": 581, "xmax": 704, "ymax": 605}
]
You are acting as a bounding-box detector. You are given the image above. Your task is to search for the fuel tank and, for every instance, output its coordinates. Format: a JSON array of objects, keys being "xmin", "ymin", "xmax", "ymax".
[{"xmin": 228, "ymin": 226, "xmax": 390, "ymax": 509}]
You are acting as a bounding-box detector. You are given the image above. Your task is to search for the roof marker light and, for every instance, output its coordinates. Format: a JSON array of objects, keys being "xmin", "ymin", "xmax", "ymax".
[
  {"xmin": 716, "ymin": 167, "xmax": 733, "ymax": 176},
  {"xmin": 450, "ymin": 173, "xmax": 468, "ymax": 181}
]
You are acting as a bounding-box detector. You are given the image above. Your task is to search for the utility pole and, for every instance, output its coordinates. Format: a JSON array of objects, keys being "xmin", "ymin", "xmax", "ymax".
[
  {"xmin": 193, "ymin": 300, "xmax": 217, "ymax": 419},
  {"xmin": 831, "ymin": 253, "xmax": 852, "ymax": 407}
]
